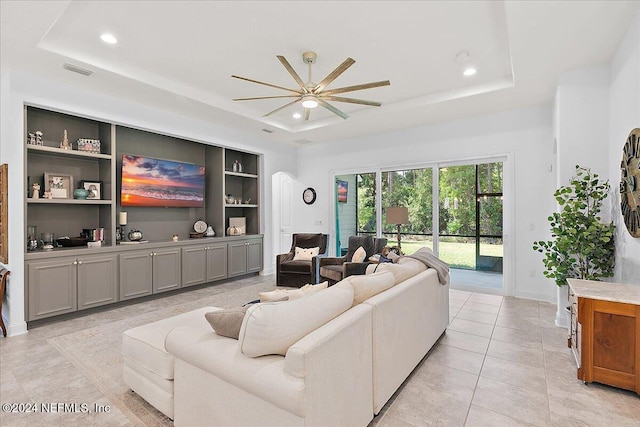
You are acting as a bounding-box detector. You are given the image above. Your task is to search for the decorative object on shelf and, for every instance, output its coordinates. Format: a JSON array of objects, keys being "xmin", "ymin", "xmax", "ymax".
[
  {"xmin": 116, "ymin": 226, "xmax": 122, "ymax": 242},
  {"xmin": 31, "ymin": 182, "xmax": 41, "ymax": 199},
  {"xmin": 76, "ymin": 138, "xmax": 101, "ymax": 153},
  {"xmin": 27, "ymin": 225, "xmax": 38, "ymax": 252},
  {"xmin": 205, "ymin": 226, "xmax": 215, "ymax": 237},
  {"xmin": 244, "ymin": 198, "xmax": 252, "ymax": 204},
  {"xmin": 27, "ymin": 132, "xmax": 36, "ymax": 145},
  {"xmin": 80, "ymin": 180, "xmax": 102, "ymax": 200},
  {"xmin": 172, "ymin": 234, "xmax": 179, "ymax": 242},
  {"xmin": 303, "ymin": 187, "xmax": 316, "ymax": 205},
  {"xmin": 229, "ymin": 217, "xmax": 246, "ymax": 235},
  {"xmin": 82, "ymin": 228, "xmax": 104, "ymax": 242},
  {"xmin": 194, "ymin": 220, "xmax": 207, "ymax": 233},
  {"xmin": 128, "ymin": 229, "xmax": 143, "ymax": 242},
  {"xmin": 60, "ymin": 129, "xmax": 72, "ymax": 150},
  {"xmin": 56, "ymin": 236, "xmax": 89, "ymax": 247},
  {"xmin": 35, "ymin": 131, "xmax": 43, "ymax": 145},
  {"xmin": 386, "ymin": 207, "xmax": 409, "ymax": 254},
  {"xmin": 73, "ymin": 188, "xmax": 89, "ymax": 200},
  {"xmin": 119, "ymin": 212, "xmax": 128, "ymax": 241},
  {"xmin": 225, "ymin": 194, "xmax": 235, "ymax": 204},
  {"xmin": 43, "ymin": 189, "xmax": 52, "ymax": 199},
  {"xmin": 232, "ymin": 160, "xmax": 243, "ymax": 173},
  {"xmin": 533, "ymin": 165, "xmax": 615, "ymax": 287},
  {"xmin": 41, "ymin": 232, "xmax": 55, "ymax": 250},
  {"xmin": 620, "ymin": 128, "xmax": 640, "ymax": 238},
  {"xmin": 44, "ymin": 172, "xmax": 73, "ymax": 199},
  {"xmin": 227, "ymin": 226, "xmax": 241, "ymax": 236}
]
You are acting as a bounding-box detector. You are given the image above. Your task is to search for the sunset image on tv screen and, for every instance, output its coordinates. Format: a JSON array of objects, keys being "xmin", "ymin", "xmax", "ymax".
[{"xmin": 121, "ymin": 155, "xmax": 205, "ymax": 207}]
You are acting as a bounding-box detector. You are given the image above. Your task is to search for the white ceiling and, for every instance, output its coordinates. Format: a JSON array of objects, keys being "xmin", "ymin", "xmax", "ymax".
[{"xmin": 1, "ymin": 1, "xmax": 638, "ymax": 145}]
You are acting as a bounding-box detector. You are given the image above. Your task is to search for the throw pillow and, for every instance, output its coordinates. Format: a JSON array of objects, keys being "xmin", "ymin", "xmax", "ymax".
[
  {"xmin": 204, "ymin": 306, "xmax": 249, "ymax": 339},
  {"xmin": 238, "ymin": 280, "xmax": 354, "ymax": 357},
  {"xmin": 349, "ymin": 270, "xmax": 394, "ymax": 305},
  {"xmin": 287, "ymin": 281, "xmax": 329, "ymax": 300},
  {"xmin": 351, "ymin": 246, "xmax": 367, "ymax": 263},
  {"xmin": 293, "ymin": 246, "xmax": 320, "ymax": 261},
  {"xmin": 258, "ymin": 289, "xmax": 290, "ymax": 302}
]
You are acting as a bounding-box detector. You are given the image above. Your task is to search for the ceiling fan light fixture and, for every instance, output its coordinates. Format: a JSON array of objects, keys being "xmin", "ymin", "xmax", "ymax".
[
  {"xmin": 463, "ymin": 67, "xmax": 477, "ymax": 77},
  {"xmin": 301, "ymin": 95, "xmax": 318, "ymax": 109},
  {"xmin": 100, "ymin": 33, "xmax": 118, "ymax": 44}
]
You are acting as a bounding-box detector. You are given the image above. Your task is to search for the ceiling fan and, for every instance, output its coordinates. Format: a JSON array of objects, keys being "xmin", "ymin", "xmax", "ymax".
[{"xmin": 231, "ymin": 51, "xmax": 390, "ymax": 120}]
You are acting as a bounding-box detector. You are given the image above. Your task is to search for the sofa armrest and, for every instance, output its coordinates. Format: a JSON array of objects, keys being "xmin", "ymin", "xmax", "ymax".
[
  {"xmin": 277, "ymin": 252, "xmax": 295, "ymax": 264},
  {"xmin": 318, "ymin": 256, "xmax": 346, "ymax": 267},
  {"xmin": 343, "ymin": 262, "xmax": 371, "ymax": 277},
  {"xmin": 284, "ymin": 304, "xmax": 373, "ymax": 426}
]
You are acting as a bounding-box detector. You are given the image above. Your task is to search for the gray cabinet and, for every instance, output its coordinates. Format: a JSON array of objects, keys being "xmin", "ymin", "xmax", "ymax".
[
  {"xmin": 120, "ymin": 249, "xmax": 181, "ymax": 298},
  {"xmin": 228, "ymin": 238, "xmax": 263, "ymax": 278},
  {"xmin": 182, "ymin": 243, "xmax": 227, "ymax": 287},
  {"xmin": 77, "ymin": 254, "xmax": 118, "ymax": 310},
  {"xmin": 27, "ymin": 253, "xmax": 118, "ymax": 320},
  {"xmin": 153, "ymin": 248, "xmax": 182, "ymax": 293},
  {"xmin": 28, "ymin": 259, "xmax": 77, "ymax": 321}
]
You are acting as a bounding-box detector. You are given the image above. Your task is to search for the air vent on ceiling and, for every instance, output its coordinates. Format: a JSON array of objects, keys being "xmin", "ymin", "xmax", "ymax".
[
  {"xmin": 294, "ymin": 139, "xmax": 313, "ymax": 145},
  {"xmin": 63, "ymin": 63, "xmax": 93, "ymax": 76},
  {"xmin": 261, "ymin": 128, "xmax": 274, "ymax": 134}
]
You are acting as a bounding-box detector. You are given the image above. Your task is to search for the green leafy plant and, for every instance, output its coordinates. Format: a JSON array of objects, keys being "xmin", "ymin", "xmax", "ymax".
[{"xmin": 533, "ymin": 165, "xmax": 615, "ymax": 286}]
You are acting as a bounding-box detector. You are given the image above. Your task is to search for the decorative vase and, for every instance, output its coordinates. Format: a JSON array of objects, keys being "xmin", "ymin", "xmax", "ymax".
[
  {"xmin": 73, "ymin": 188, "xmax": 89, "ymax": 199},
  {"xmin": 205, "ymin": 226, "xmax": 215, "ymax": 237},
  {"xmin": 128, "ymin": 229, "xmax": 143, "ymax": 241},
  {"xmin": 227, "ymin": 226, "xmax": 239, "ymax": 236}
]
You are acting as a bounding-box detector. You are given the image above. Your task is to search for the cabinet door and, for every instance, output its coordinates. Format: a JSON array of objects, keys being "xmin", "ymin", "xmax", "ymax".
[
  {"xmin": 119, "ymin": 251, "xmax": 153, "ymax": 300},
  {"xmin": 28, "ymin": 258, "xmax": 77, "ymax": 321},
  {"xmin": 182, "ymin": 246, "xmax": 207, "ymax": 287},
  {"xmin": 77, "ymin": 254, "xmax": 118, "ymax": 310},
  {"xmin": 227, "ymin": 241, "xmax": 248, "ymax": 277},
  {"xmin": 206, "ymin": 244, "xmax": 227, "ymax": 282},
  {"xmin": 153, "ymin": 249, "xmax": 181, "ymax": 293},
  {"xmin": 246, "ymin": 239, "xmax": 263, "ymax": 273}
]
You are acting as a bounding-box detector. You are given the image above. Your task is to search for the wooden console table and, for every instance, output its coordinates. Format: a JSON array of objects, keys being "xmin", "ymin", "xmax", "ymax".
[{"xmin": 568, "ymin": 279, "xmax": 640, "ymax": 394}]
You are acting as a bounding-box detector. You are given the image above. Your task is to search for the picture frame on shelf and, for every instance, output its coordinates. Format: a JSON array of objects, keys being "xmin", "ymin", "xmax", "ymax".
[
  {"xmin": 80, "ymin": 180, "xmax": 102, "ymax": 200},
  {"xmin": 44, "ymin": 172, "xmax": 73, "ymax": 199}
]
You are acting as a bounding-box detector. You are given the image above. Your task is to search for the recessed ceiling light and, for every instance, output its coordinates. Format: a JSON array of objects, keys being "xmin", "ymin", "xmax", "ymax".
[
  {"xmin": 293, "ymin": 112, "xmax": 302, "ymax": 119},
  {"xmin": 100, "ymin": 33, "xmax": 118, "ymax": 44},
  {"xmin": 463, "ymin": 67, "xmax": 477, "ymax": 77}
]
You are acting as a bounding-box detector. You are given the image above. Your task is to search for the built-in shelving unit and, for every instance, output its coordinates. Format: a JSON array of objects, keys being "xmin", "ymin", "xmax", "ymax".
[{"xmin": 23, "ymin": 105, "xmax": 264, "ymax": 323}]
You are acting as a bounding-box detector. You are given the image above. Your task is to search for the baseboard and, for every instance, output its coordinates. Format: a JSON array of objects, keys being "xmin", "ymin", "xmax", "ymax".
[
  {"xmin": 5, "ymin": 319, "xmax": 28, "ymax": 337},
  {"xmin": 260, "ymin": 268, "xmax": 274, "ymax": 276},
  {"xmin": 514, "ymin": 290, "xmax": 555, "ymax": 303}
]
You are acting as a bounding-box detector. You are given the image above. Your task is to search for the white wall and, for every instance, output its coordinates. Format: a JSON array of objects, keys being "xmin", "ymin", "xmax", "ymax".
[
  {"xmin": 0, "ymin": 70, "xmax": 295, "ymax": 335},
  {"xmin": 608, "ymin": 10, "xmax": 640, "ymax": 283},
  {"xmin": 295, "ymin": 105, "xmax": 557, "ymax": 301}
]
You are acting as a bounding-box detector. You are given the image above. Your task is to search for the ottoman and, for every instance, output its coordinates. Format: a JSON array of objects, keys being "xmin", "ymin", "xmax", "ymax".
[{"xmin": 122, "ymin": 306, "xmax": 220, "ymax": 419}]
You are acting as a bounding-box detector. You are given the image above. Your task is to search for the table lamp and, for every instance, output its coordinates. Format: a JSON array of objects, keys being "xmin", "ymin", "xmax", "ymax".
[{"xmin": 386, "ymin": 207, "xmax": 409, "ymax": 253}]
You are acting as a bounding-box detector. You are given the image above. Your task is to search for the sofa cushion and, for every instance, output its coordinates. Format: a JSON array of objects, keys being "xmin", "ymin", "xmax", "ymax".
[
  {"xmin": 280, "ymin": 259, "xmax": 312, "ymax": 273},
  {"xmin": 205, "ymin": 306, "xmax": 249, "ymax": 339},
  {"xmin": 293, "ymin": 246, "xmax": 319, "ymax": 261},
  {"xmin": 320, "ymin": 264, "xmax": 343, "ymax": 282},
  {"xmin": 349, "ymin": 271, "xmax": 395, "ymax": 305},
  {"xmin": 351, "ymin": 246, "xmax": 367, "ymax": 263},
  {"xmin": 259, "ymin": 288, "xmax": 290, "ymax": 302},
  {"xmin": 288, "ymin": 281, "xmax": 329, "ymax": 300},
  {"xmin": 366, "ymin": 258, "xmax": 426, "ymax": 285},
  {"xmin": 238, "ymin": 280, "xmax": 354, "ymax": 357}
]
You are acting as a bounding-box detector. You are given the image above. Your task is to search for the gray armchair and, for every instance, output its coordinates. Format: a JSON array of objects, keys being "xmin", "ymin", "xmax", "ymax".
[
  {"xmin": 276, "ymin": 233, "xmax": 329, "ymax": 288},
  {"xmin": 319, "ymin": 235, "xmax": 387, "ymax": 285}
]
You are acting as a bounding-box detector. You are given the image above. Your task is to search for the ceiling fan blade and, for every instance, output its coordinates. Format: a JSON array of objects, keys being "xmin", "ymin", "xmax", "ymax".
[
  {"xmin": 233, "ymin": 95, "xmax": 300, "ymax": 101},
  {"xmin": 304, "ymin": 108, "xmax": 311, "ymax": 121},
  {"xmin": 231, "ymin": 75, "xmax": 303, "ymax": 94},
  {"xmin": 321, "ymin": 80, "xmax": 391, "ymax": 96},
  {"xmin": 313, "ymin": 57, "xmax": 356, "ymax": 93},
  {"xmin": 277, "ymin": 56, "xmax": 307, "ymax": 92},
  {"xmin": 263, "ymin": 99, "xmax": 300, "ymax": 117},
  {"xmin": 321, "ymin": 95, "xmax": 382, "ymax": 107},
  {"xmin": 318, "ymin": 99, "xmax": 349, "ymax": 120}
]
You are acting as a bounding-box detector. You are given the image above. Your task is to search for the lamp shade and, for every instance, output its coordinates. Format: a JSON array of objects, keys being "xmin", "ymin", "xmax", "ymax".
[{"xmin": 386, "ymin": 207, "xmax": 408, "ymax": 225}]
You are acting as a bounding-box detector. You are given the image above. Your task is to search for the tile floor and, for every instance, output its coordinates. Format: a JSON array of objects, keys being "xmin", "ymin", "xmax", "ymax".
[{"xmin": 0, "ymin": 277, "xmax": 638, "ymax": 426}]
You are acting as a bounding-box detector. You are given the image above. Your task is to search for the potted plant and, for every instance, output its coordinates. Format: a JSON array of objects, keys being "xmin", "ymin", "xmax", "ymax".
[{"xmin": 533, "ymin": 165, "xmax": 615, "ymax": 291}]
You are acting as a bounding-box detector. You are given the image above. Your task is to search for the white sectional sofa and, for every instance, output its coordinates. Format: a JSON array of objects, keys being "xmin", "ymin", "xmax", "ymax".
[{"xmin": 124, "ymin": 255, "xmax": 449, "ymax": 426}]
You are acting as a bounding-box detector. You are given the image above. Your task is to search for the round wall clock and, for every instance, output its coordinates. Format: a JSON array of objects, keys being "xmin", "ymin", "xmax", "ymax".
[
  {"xmin": 621, "ymin": 128, "xmax": 640, "ymax": 238},
  {"xmin": 193, "ymin": 220, "xmax": 207, "ymax": 234},
  {"xmin": 303, "ymin": 187, "xmax": 317, "ymax": 205}
]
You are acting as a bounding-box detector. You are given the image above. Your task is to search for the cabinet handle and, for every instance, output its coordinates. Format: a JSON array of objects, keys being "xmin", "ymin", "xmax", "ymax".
[
  {"xmin": 73, "ymin": 260, "xmax": 78, "ymax": 265},
  {"xmin": 78, "ymin": 261, "xmax": 83, "ymax": 265},
  {"xmin": 153, "ymin": 252, "xmax": 157, "ymax": 256},
  {"xmin": 150, "ymin": 253, "xmax": 154, "ymax": 257}
]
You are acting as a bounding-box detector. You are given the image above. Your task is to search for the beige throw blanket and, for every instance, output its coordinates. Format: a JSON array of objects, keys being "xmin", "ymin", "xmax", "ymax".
[{"xmin": 407, "ymin": 247, "xmax": 450, "ymax": 285}]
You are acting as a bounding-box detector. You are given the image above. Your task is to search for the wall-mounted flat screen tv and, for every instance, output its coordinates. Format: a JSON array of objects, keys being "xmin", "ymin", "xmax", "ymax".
[
  {"xmin": 121, "ymin": 155, "xmax": 205, "ymax": 207},
  {"xmin": 337, "ymin": 180, "xmax": 348, "ymax": 203}
]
